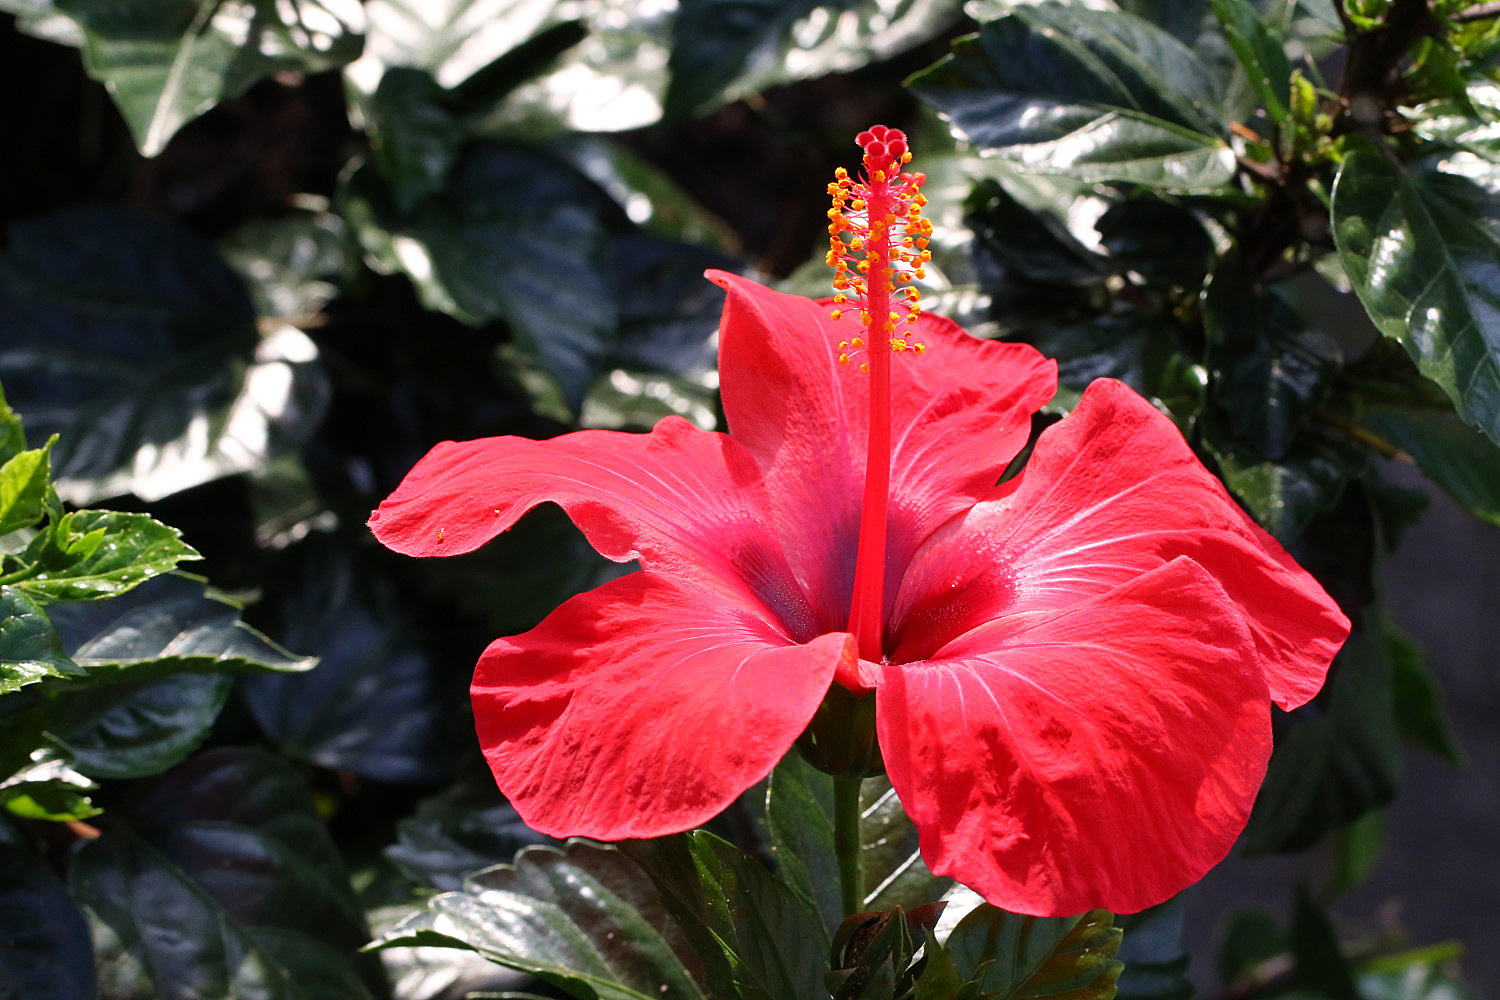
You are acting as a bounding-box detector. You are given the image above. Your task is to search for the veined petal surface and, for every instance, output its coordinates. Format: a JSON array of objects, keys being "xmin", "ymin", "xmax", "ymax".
[
  {"xmin": 474, "ymin": 570, "xmax": 856, "ymax": 839},
  {"xmin": 709, "ymin": 270, "xmax": 1056, "ymax": 627},
  {"xmin": 878, "ymin": 558, "xmax": 1269, "ymax": 916},
  {"xmin": 369, "ymin": 415, "xmax": 818, "ymax": 635},
  {"xmin": 889, "ymin": 379, "xmax": 1347, "ymax": 707}
]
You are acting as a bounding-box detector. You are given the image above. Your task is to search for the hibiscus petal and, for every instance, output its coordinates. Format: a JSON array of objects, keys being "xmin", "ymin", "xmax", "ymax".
[
  {"xmin": 473, "ymin": 570, "xmax": 856, "ymax": 838},
  {"xmin": 877, "ymin": 557, "xmax": 1269, "ymax": 916},
  {"xmin": 708, "ymin": 270, "xmax": 1056, "ymax": 625},
  {"xmin": 368, "ymin": 415, "xmax": 819, "ymax": 635},
  {"xmin": 889, "ymin": 378, "xmax": 1347, "ymax": 708}
]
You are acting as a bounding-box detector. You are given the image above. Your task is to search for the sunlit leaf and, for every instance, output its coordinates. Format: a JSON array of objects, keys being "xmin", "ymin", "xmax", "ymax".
[
  {"xmin": 220, "ymin": 211, "xmax": 355, "ymax": 324},
  {"xmin": 0, "ymin": 208, "xmax": 330, "ymax": 505},
  {"xmin": 917, "ymin": 905, "xmax": 1122, "ymax": 1000},
  {"xmin": 0, "ymin": 438, "xmax": 53, "ymax": 536},
  {"xmin": 53, "ymin": 0, "xmax": 364, "ymax": 155},
  {"xmin": 0, "ymin": 586, "xmax": 81, "ymax": 695},
  {"xmin": 911, "ymin": 5, "xmax": 1235, "ymax": 190},
  {"xmin": 8, "ymin": 510, "xmax": 198, "ymax": 605},
  {"xmin": 627, "ymin": 830, "xmax": 828, "ymax": 1000},
  {"xmin": 1332, "ymin": 149, "xmax": 1500, "ymax": 445},
  {"xmin": 666, "ymin": 0, "xmax": 965, "ymax": 118},
  {"xmin": 376, "ymin": 840, "xmax": 707, "ymax": 1000}
]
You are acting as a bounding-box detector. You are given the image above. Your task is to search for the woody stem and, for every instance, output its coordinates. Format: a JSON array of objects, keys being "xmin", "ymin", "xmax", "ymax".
[{"xmin": 846, "ymin": 183, "xmax": 894, "ymax": 663}]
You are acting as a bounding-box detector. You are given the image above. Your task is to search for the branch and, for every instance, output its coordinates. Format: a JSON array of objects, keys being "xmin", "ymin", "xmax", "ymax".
[{"xmin": 1452, "ymin": 1, "xmax": 1500, "ymax": 23}]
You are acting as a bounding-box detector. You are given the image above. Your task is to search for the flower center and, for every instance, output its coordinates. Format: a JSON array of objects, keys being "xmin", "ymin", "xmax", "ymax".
[{"xmin": 826, "ymin": 126, "xmax": 934, "ymax": 670}]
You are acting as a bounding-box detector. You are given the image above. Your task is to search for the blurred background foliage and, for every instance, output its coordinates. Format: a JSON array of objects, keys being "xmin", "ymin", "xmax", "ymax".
[{"xmin": 0, "ymin": 0, "xmax": 1497, "ymax": 997}]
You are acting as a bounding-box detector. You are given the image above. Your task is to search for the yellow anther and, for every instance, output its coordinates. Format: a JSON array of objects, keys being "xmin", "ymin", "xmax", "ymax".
[
  {"xmin": 839, "ymin": 353, "xmax": 851, "ymax": 365},
  {"xmin": 831, "ymin": 310, "xmax": 843, "ymax": 321},
  {"xmin": 851, "ymin": 200, "xmax": 865, "ymax": 211},
  {"xmin": 851, "ymin": 337, "xmax": 864, "ymax": 349},
  {"xmin": 873, "ymin": 170, "xmax": 886, "ymax": 182},
  {"xmin": 860, "ymin": 362, "xmax": 869, "ymax": 372},
  {"xmin": 914, "ymin": 342, "xmax": 926, "ymax": 354},
  {"xmin": 835, "ymin": 167, "xmax": 848, "ymax": 179}
]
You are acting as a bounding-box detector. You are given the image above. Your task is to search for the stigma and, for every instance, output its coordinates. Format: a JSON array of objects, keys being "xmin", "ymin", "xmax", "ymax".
[{"xmin": 826, "ymin": 125, "xmax": 934, "ymax": 367}]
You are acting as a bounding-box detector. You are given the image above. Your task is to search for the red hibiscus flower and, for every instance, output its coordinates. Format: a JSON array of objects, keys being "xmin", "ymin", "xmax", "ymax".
[{"xmin": 369, "ymin": 127, "xmax": 1348, "ymax": 916}]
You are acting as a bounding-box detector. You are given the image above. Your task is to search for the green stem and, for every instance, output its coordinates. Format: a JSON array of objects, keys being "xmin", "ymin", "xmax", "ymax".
[{"xmin": 834, "ymin": 774, "xmax": 864, "ymax": 917}]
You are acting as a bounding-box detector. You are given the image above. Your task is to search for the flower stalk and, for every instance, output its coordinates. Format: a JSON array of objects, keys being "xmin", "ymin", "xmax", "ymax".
[{"xmin": 834, "ymin": 774, "xmax": 864, "ymax": 917}]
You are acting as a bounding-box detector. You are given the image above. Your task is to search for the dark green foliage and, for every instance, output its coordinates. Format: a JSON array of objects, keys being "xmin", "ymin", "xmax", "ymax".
[{"xmin": 2, "ymin": 0, "xmax": 1494, "ymax": 995}]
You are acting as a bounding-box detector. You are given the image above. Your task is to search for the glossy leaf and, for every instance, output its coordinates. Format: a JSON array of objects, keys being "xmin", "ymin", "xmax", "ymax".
[
  {"xmin": 910, "ymin": 6, "xmax": 1234, "ymax": 190},
  {"xmin": 44, "ymin": 572, "xmax": 313, "ymax": 682},
  {"xmin": 54, "ymin": 0, "xmax": 364, "ymax": 155},
  {"xmin": 1408, "ymin": 84, "xmax": 1500, "ymax": 163},
  {"xmin": 765, "ymin": 752, "xmax": 842, "ymax": 931},
  {"xmin": 9, "ymin": 510, "xmax": 198, "ymax": 605},
  {"xmin": 0, "ymin": 438, "xmax": 52, "ymax": 535},
  {"xmin": 917, "ymin": 905, "xmax": 1122, "ymax": 1000},
  {"xmin": 666, "ymin": 0, "xmax": 964, "ymax": 118},
  {"xmin": 366, "ymin": 67, "xmax": 463, "ymax": 212},
  {"xmin": 69, "ymin": 748, "xmax": 371, "ymax": 1000},
  {"xmin": 386, "ymin": 783, "xmax": 549, "ymax": 891},
  {"xmin": 1115, "ymin": 898, "xmax": 1191, "ymax": 1000},
  {"xmin": 352, "ymin": 0, "xmax": 569, "ymax": 90},
  {"xmin": 239, "ymin": 543, "xmax": 461, "ymax": 784},
  {"xmin": 1210, "ymin": 0, "xmax": 1293, "ymax": 121},
  {"xmin": 0, "ymin": 778, "xmax": 100, "ymax": 822},
  {"xmin": 375, "ymin": 839, "xmax": 707, "ymax": 1000},
  {"xmin": 0, "ymin": 208, "xmax": 329, "ymax": 505},
  {"xmin": 1243, "ymin": 620, "xmax": 1403, "ymax": 854},
  {"xmin": 45, "ymin": 672, "xmax": 235, "ymax": 780},
  {"xmin": 1205, "ymin": 272, "xmax": 1341, "ymax": 458},
  {"xmin": 1332, "ymin": 149, "xmax": 1500, "ymax": 445},
  {"xmin": 1207, "ymin": 424, "xmax": 1368, "ymax": 541},
  {"xmin": 1095, "ymin": 196, "xmax": 1213, "ymax": 290},
  {"xmin": 1363, "ymin": 404, "xmax": 1500, "ymax": 527},
  {"xmin": 965, "ymin": 178, "xmax": 1105, "ymax": 285},
  {"xmin": 0, "ymin": 844, "xmax": 97, "ymax": 1000},
  {"xmin": 220, "ymin": 212, "xmax": 354, "ymax": 323},
  {"xmin": 0, "ymin": 586, "xmax": 81, "ymax": 694},
  {"xmin": 626, "ymin": 831, "xmax": 830, "ymax": 1000},
  {"xmin": 1116, "ymin": 0, "xmax": 1209, "ymax": 42},
  {"xmin": 861, "ymin": 777, "xmax": 947, "ymax": 913},
  {"xmin": 343, "ymin": 143, "xmax": 615, "ymax": 412}
]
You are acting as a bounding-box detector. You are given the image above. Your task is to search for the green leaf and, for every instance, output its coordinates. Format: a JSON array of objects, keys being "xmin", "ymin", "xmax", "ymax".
[
  {"xmin": 353, "ymin": 0, "xmax": 570, "ymax": 90},
  {"xmin": 54, "ymin": 0, "xmax": 364, "ymax": 156},
  {"xmin": 861, "ymin": 776, "xmax": 949, "ymax": 912},
  {"xmin": 625, "ymin": 830, "xmax": 830, "ymax": 1000},
  {"xmin": 375, "ymin": 840, "xmax": 707, "ymax": 1000},
  {"xmin": 0, "ymin": 586, "xmax": 82, "ymax": 694},
  {"xmin": 385, "ymin": 782, "xmax": 549, "ymax": 891},
  {"xmin": 44, "ymin": 572, "xmax": 314, "ymax": 683},
  {"xmin": 1291, "ymin": 887, "xmax": 1358, "ymax": 1000},
  {"xmin": 1207, "ymin": 423, "xmax": 1368, "ymax": 541},
  {"xmin": 1095, "ymin": 195, "xmax": 1213, "ymax": 290},
  {"xmin": 1243, "ymin": 619, "xmax": 1403, "ymax": 854},
  {"xmin": 0, "ymin": 383, "xmax": 27, "ymax": 465},
  {"xmin": 1116, "ymin": 0, "xmax": 1209, "ymax": 42},
  {"xmin": 1210, "ymin": 0, "xmax": 1293, "ymax": 122},
  {"xmin": 69, "ymin": 748, "xmax": 372, "ymax": 1000},
  {"xmin": 965, "ymin": 178, "xmax": 1106, "ymax": 285},
  {"xmin": 1216, "ymin": 907, "xmax": 1285, "ymax": 984},
  {"xmin": 240, "ymin": 541, "xmax": 461, "ymax": 784},
  {"xmin": 220, "ymin": 211, "xmax": 354, "ymax": 323},
  {"xmin": 44, "ymin": 672, "xmax": 234, "ymax": 780},
  {"xmin": 1332, "ymin": 149, "xmax": 1500, "ymax": 446},
  {"xmin": 1386, "ymin": 622, "xmax": 1464, "ymax": 764},
  {"xmin": 0, "ymin": 844, "xmax": 97, "ymax": 1000},
  {"xmin": 1408, "ymin": 83, "xmax": 1500, "ymax": 163},
  {"xmin": 666, "ymin": 0, "xmax": 964, "ymax": 118},
  {"xmin": 1363, "ymin": 404, "xmax": 1500, "ymax": 526},
  {"xmin": 366, "ymin": 67, "xmax": 464, "ymax": 213},
  {"xmin": 0, "ymin": 778, "xmax": 101, "ymax": 821},
  {"xmin": 9, "ymin": 510, "xmax": 198, "ymax": 604},
  {"xmin": 917, "ymin": 905, "xmax": 1122, "ymax": 1000},
  {"xmin": 765, "ymin": 752, "xmax": 843, "ymax": 931},
  {"xmin": 1115, "ymin": 899, "xmax": 1191, "ymax": 1000},
  {"xmin": 1205, "ymin": 271, "xmax": 1341, "ymax": 458},
  {"xmin": 0, "ymin": 207, "xmax": 330, "ymax": 504},
  {"xmin": 0, "ymin": 438, "xmax": 53, "ymax": 536},
  {"xmin": 910, "ymin": 6, "xmax": 1234, "ymax": 190}
]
